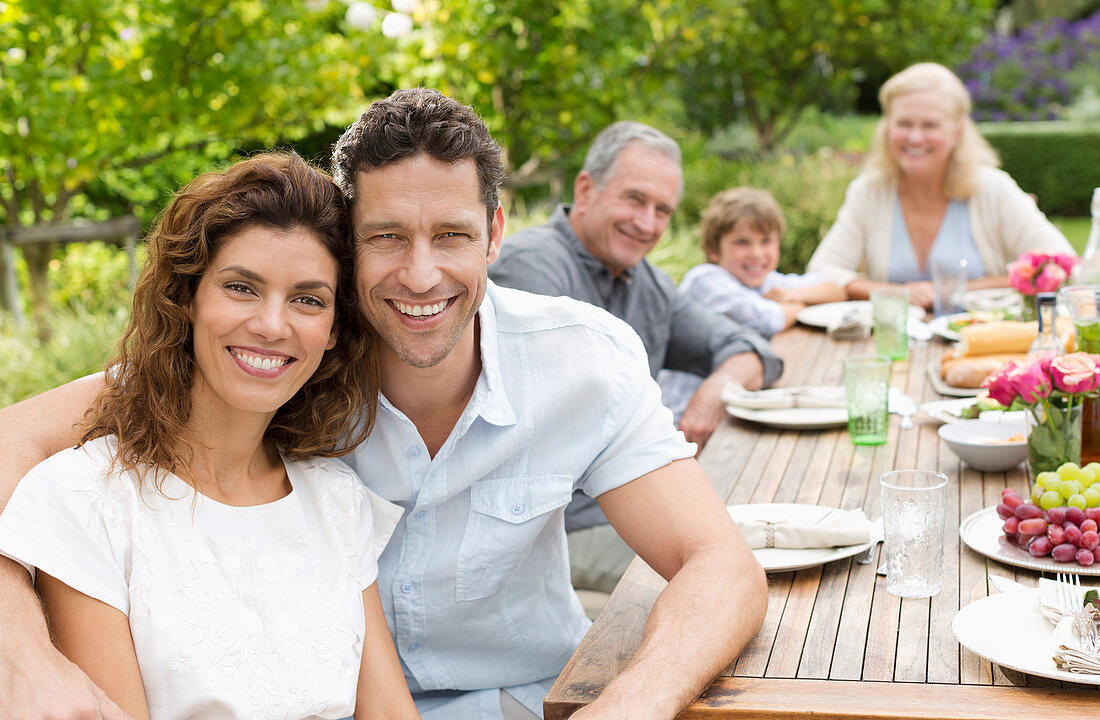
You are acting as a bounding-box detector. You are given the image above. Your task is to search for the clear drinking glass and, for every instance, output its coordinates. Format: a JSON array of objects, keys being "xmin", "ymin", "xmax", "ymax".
[
  {"xmin": 842, "ymin": 354, "xmax": 891, "ymax": 445},
  {"xmin": 879, "ymin": 470, "xmax": 949, "ymax": 598},
  {"xmin": 931, "ymin": 258, "xmax": 968, "ymax": 317},
  {"xmin": 870, "ymin": 287, "xmax": 910, "ymax": 361}
]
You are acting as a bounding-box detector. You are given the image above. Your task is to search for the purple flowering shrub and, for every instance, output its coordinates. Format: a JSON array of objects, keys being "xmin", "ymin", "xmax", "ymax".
[{"xmin": 957, "ymin": 11, "xmax": 1100, "ymax": 121}]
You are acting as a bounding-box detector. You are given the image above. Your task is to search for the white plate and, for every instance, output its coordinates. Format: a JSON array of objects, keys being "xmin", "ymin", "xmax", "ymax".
[
  {"xmin": 727, "ymin": 503, "xmax": 880, "ymax": 573},
  {"xmin": 920, "ymin": 397, "xmax": 977, "ymax": 423},
  {"xmin": 726, "ymin": 404, "xmax": 848, "ymax": 429},
  {"xmin": 920, "ymin": 398, "xmax": 1025, "ymax": 424},
  {"xmin": 795, "ymin": 300, "xmax": 925, "ymax": 330},
  {"xmin": 965, "ymin": 288, "xmax": 1022, "ymax": 313},
  {"xmin": 954, "ymin": 588, "xmax": 1100, "ymax": 684},
  {"xmin": 960, "ymin": 506, "xmax": 1100, "ymax": 576},
  {"xmin": 929, "ymin": 314, "xmax": 964, "ymax": 342},
  {"xmin": 927, "ymin": 361, "xmax": 982, "ymax": 397}
]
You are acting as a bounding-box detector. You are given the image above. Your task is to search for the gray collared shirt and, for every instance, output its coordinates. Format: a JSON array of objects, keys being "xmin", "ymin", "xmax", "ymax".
[{"xmin": 491, "ymin": 205, "xmax": 783, "ymax": 529}]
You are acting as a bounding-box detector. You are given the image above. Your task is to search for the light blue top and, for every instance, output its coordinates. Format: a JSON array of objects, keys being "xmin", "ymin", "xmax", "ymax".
[
  {"xmin": 888, "ymin": 198, "xmax": 985, "ymax": 283},
  {"xmin": 658, "ymin": 264, "xmax": 825, "ymax": 420},
  {"xmin": 345, "ymin": 281, "xmax": 696, "ymax": 720}
]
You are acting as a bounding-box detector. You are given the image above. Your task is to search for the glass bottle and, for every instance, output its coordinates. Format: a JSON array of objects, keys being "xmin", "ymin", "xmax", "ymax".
[
  {"xmin": 1028, "ymin": 292, "xmax": 1062, "ymax": 356},
  {"xmin": 1071, "ymin": 188, "xmax": 1100, "ymax": 284}
]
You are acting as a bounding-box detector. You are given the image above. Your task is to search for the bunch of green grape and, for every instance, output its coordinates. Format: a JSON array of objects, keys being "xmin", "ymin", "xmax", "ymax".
[{"xmin": 1031, "ymin": 462, "xmax": 1100, "ymax": 510}]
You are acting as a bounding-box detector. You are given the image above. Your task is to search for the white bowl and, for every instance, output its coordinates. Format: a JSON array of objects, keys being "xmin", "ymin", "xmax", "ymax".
[{"xmin": 937, "ymin": 420, "xmax": 1029, "ymax": 472}]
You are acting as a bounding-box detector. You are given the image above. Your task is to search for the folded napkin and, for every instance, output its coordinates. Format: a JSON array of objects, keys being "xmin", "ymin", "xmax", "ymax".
[
  {"xmin": 827, "ymin": 309, "xmax": 870, "ymax": 340},
  {"xmin": 1053, "ymin": 607, "xmax": 1100, "ymax": 674},
  {"xmin": 722, "ymin": 383, "xmax": 847, "ymax": 411},
  {"xmin": 908, "ymin": 317, "xmax": 933, "ymax": 342},
  {"xmin": 732, "ymin": 507, "xmax": 874, "ymax": 550},
  {"xmin": 1039, "ymin": 577, "xmax": 1087, "ymax": 624}
]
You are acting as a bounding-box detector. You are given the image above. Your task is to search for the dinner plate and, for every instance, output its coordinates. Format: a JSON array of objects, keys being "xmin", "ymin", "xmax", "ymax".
[
  {"xmin": 919, "ymin": 398, "xmax": 1024, "ymax": 424},
  {"xmin": 953, "ymin": 588, "xmax": 1100, "ymax": 684},
  {"xmin": 795, "ymin": 301, "xmax": 925, "ymax": 330},
  {"xmin": 960, "ymin": 506, "xmax": 1100, "ymax": 576},
  {"xmin": 920, "ymin": 397, "xmax": 977, "ymax": 423},
  {"xmin": 927, "ymin": 361, "xmax": 982, "ymax": 397},
  {"xmin": 928, "ymin": 314, "xmax": 964, "ymax": 342},
  {"xmin": 965, "ymin": 288, "xmax": 1022, "ymax": 313},
  {"xmin": 727, "ymin": 503, "xmax": 881, "ymax": 573},
  {"xmin": 725, "ymin": 404, "xmax": 848, "ymax": 429}
]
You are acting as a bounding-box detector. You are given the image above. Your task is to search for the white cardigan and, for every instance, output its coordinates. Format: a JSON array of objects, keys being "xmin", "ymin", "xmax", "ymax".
[{"xmin": 806, "ymin": 166, "xmax": 1074, "ymax": 287}]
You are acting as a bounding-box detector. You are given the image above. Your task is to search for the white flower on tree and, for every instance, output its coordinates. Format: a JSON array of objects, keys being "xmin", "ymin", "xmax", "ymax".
[
  {"xmin": 345, "ymin": 2, "xmax": 377, "ymax": 30},
  {"xmin": 381, "ymin": 11, "xmax": 413, "ymax": 38}
]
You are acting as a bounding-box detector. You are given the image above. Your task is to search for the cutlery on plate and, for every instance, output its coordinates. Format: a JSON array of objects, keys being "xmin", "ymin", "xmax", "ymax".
[
  {"xmin": 854, "ymin": 518, "xmax": 883, "ymax": 564},
  {"xmin": 1058, "ymin": 571, "xmax": 1082, "ymax": 615}
]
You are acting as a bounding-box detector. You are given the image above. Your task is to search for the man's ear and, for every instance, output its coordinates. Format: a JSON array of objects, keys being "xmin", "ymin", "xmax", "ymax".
[
  {"xmin": 486, "ymin": 203, "xmax": 505, "ymax": 265},
  {"xmin": 573, "ymin": 171, "xmax": 595, "ymax": 213}
]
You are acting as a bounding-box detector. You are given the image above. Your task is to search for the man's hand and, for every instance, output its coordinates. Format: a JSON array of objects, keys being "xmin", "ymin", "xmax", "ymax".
[
  {"xmin": 1, "ymin": 610, "xmax": 134, "ymax": 720},
  {"xmin": 679, "ymin": 353, "xmax": 764, "ymax": 449}
]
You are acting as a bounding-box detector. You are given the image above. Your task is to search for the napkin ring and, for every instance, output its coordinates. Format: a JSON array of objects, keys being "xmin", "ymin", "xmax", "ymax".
[{"xmin": 764, "ymin": 521, "xmax": 777, "ymax": 549}]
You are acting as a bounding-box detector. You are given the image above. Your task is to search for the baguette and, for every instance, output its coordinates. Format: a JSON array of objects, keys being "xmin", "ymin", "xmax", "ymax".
[
  {"xmin": 954, "ymin": 318, "xmax": 1074, "ymax": 358},
  {"xmin": 940, "ymin": 353, "xmax": 1027, "ymax": 388}
]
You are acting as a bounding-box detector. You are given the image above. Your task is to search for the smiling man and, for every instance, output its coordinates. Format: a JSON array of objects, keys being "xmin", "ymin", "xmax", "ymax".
[
  {"xmin": 0, "ymin": 90, "xmax": 766, "ymax": 720},
  {"xmin": 489, "ymin": 122, "xmax": 782, "ymax": 593}
]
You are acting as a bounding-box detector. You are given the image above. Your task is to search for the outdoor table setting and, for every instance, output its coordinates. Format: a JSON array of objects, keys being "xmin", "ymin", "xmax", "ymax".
[{"xmin": 545, "ymin": 281, "xmax": 1100, "ymax": 719}]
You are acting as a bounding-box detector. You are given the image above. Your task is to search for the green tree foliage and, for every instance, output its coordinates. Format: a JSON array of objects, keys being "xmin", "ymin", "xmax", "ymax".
[
  {"xmin": 652, "ymin": 0, "xmax": 998, "ymax": 149},
  {"xmin": 368, "ymin": 0, "xmax": 660, "ymax": 190},
  {"xmin": 0, "ymin": 0, "xmax": 379, "ymax": 316}
]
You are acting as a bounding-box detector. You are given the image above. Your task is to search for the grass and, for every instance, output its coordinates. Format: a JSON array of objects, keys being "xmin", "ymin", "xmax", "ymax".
[{"xmin": 1054, "ymin": 216, "xmax": 1092, "ymax": 254}]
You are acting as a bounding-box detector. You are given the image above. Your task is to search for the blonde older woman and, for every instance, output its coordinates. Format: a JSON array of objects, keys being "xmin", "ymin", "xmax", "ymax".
[{"xmin": 807, "ymin": 62, "xmax": 1074, "ymax": 310}]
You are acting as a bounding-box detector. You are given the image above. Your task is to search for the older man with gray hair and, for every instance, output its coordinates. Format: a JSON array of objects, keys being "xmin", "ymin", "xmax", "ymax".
[{"xmin": 490, "ymin": 121, "xmax": 782, "ymax": 592}]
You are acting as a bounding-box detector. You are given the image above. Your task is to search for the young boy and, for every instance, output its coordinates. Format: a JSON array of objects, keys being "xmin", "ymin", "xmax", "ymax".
[{"xmin": 660, "ymin": 187, "xmax": 843, "ymax": 419}]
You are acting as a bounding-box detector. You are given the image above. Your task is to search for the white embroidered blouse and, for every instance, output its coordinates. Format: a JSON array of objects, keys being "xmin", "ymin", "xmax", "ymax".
[{"xmin": 0, "ymin": 436, "xmax": 403, "ymax": 720}]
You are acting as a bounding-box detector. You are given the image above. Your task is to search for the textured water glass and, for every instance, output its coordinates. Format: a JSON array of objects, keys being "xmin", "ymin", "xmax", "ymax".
[
  {"xmin": 842, "ymin": 354, "xmax": 891, "ymax": 445},
  {"xmin": 932, "ymin": 258, "xmax": 968, "ymax": 317},
  {"xmin": 870, "ymin": 287, "xmax": 910, "ymax": 360},
  {"xmin": 880, "ymin": 470, "xmax": 948, "ymax": 598}
]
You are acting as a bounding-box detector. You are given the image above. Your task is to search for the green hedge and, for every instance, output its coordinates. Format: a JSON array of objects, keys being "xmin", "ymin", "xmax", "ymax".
[{"xmin": 980, "ymin": 122, "xmax": 1100, "ymax": 217}]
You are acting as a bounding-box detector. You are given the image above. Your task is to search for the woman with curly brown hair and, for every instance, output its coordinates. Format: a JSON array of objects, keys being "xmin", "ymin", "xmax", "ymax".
[{"xmin": 0, "ymin": 152, "xmax": 420, "ymax": 720}]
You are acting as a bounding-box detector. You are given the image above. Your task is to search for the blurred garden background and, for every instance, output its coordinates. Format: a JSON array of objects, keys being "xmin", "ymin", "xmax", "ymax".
[{"xmin": 2, "ymin": 0, "xmax": 1099, "ymax": 405}]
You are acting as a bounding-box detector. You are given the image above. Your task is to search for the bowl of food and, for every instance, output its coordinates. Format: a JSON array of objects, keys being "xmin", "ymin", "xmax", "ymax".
[{"xmin": 937, "ymin": 420, "xmax": 1029, "ymax": 472}]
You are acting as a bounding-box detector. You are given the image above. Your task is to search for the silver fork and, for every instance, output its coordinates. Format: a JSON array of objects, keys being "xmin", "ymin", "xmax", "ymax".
[{"xmin": 1057, "ymin": 571, "xmax": 1082, "ymax": 616}]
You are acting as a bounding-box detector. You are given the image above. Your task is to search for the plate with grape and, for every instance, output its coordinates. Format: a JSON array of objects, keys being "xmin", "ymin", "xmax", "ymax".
[{"xmin": 961, "ymin": 476, "xmax": 1100, "ymax": 575}]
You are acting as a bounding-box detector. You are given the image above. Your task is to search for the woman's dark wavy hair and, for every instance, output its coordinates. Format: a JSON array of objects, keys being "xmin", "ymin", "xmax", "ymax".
[{"xmin": 81, "ymin": 151, "xmax": 379, "ymax": 488}]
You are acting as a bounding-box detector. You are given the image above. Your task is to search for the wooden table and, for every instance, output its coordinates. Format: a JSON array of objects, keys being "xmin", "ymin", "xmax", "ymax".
[{"xmin": 545, "ymin": 325, "xmax": 1100, "ymax": 719}]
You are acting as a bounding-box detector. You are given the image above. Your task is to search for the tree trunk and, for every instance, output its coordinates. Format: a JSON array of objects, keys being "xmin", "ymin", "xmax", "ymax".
[{"xmin": 21, "ymin": 241, "xmax": 54, "ymax": 337}]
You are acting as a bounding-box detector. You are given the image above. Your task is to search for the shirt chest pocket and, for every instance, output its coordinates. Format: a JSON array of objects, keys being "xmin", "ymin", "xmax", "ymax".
[{"xmin": 455, "ymin": 475, "xmax": 573, "ymax": 602}]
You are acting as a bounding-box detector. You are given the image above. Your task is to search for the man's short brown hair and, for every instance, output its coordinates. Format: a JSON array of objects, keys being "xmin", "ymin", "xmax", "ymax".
[{"xmin": 332, "ymin": 88, "xmax": 505, "ymax": 231}]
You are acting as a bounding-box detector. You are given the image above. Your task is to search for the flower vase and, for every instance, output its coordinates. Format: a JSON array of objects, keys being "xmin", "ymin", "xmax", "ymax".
[
  {"xmin": 1027, "ymin": 399, "xmax": 1082, "ymax": 475},
  {"xmin": 1019, "ymin": 293, "xmax": 1038, "ymax": 322}
]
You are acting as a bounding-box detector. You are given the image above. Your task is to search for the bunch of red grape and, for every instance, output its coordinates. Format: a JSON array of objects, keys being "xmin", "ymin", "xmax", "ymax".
[{"xmin": 998, "ymin": 488, "xmax": 1100, "ymax": 566}]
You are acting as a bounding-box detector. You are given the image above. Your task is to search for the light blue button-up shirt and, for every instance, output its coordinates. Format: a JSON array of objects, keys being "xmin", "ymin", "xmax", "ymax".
[{"xmin": 345, "ymin": 282, "xmax": 696, "ymax": 719}]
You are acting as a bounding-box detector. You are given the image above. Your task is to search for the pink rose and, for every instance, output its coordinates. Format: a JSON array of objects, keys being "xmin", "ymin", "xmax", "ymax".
[
  {"xmin": 982, "ymin": 362, "xmax": 1019, "ymax": 406},
  {"xmin": 1008, "ymin": 260, "xmax": 1037, "ymax": 294},
  {"xmin": 1019, "ymin": 250, "xmax": 1045, "ymax": 268},
  {"xmin": 1006, "ymin": 359, "xmax": 1053, "ymax": 404},
  {"xmin": 1051, "ymin": 352, "xmax": 1100, "ymax": 394},
  {"xmin": 1054, "ymin": 253, "xmax": 1080, "ymax": 274},
  {"xmin": 1034, "ymin": 263, "xmax": 1068, "ymax": 293}
]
